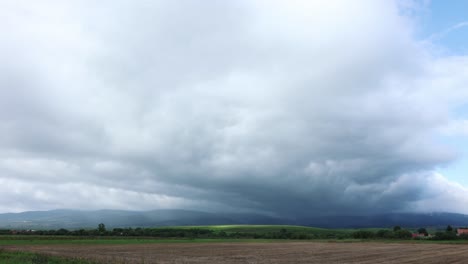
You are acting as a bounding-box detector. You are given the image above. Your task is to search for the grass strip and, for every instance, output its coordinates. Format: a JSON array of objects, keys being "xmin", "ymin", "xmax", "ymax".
[{"xmin": 0, "ymin": 250, "xmax": 96, "ymax": 264}]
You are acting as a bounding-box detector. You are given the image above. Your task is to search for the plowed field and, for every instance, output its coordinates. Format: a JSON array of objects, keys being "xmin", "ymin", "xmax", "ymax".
[{"xmin": 4, "ymin": 241, "xmax": 468, "ymax": 263}]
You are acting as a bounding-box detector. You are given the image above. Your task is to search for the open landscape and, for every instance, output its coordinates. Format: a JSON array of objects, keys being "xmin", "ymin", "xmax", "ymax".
[
  {"xmin": 1, "ymin": 224, "xmax": 468, "ymax": 263},
  {"xmin": 3, "ymin": 240, "xmax": 468, "ymax": 264},
  {"xmin": 3, "ymin": 0, "xmax": 468, "ymax": 263}
]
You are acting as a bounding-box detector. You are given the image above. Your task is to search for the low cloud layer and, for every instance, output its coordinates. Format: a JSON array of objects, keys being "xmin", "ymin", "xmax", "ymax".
[{"xmin": 1, "ymin": 0, "xmax": 468, "ymax": 216}]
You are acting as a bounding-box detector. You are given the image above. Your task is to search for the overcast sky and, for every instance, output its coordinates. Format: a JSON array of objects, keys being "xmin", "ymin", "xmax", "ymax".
[{"xmin": 1, "ymin": 0, "xmax": 468, "ymax": 216}]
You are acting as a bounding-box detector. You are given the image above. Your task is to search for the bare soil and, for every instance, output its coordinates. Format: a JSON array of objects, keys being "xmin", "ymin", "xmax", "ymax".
[{"xmin": 4, "ymin": 241, "xmax": 468, "ymax": 264}]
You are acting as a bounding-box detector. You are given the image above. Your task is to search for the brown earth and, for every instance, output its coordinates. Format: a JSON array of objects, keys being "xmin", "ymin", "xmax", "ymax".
[{"xmin": 3, "ymin": 241, "xmax": 468, "ymax": 264}]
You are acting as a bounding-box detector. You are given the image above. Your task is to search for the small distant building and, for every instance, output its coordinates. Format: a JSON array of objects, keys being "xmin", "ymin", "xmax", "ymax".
[{"xmin": 457, "ymin": 228, "xmax": 468, "ymax": 236}]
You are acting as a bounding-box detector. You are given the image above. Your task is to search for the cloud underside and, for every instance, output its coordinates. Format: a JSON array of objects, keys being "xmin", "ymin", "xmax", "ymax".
[{"xmin": 1, "ymin": 0, "xmax": 468, "ymax": 215}]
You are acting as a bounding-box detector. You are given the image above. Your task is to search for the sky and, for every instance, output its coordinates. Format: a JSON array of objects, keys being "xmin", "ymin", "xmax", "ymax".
[
  {"xmin": 0, "ymin": 0, "xmax": 468, "ymax": 217},
  {"xmin": 419, "ymin": 0, "xmax": 468, "ymax": 186}
]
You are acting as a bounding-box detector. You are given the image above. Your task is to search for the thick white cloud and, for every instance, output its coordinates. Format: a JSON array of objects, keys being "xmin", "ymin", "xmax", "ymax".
[
  {"xmin": 406, "ymin": 173, "xmax": 468, "ymax": 213},
  {"xmin": 1, "ymin": 0, "xmax": 468, "ymax": 215}
]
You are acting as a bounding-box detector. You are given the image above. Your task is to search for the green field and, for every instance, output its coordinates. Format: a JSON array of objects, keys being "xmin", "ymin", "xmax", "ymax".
[
  {"xmin": 167, "ymin": 225, "xmax": 402, "ymax": 239},
  {"xmin": 2, "ymin": 236, "xmax": 468, "ymax": 247},
  {"xmin": 0, "ymin": 237, "xmax": 286, "ymax": 246},
  {"xmin": 169, "ymin": 224, "xmax": 353, "ymax": 234},
  {"xmin": 0, "ymin": 224, "xmax": 353, "ymax": 246},
  {"xmin": 0, "ymin": 225, "xmax": 464, "ymax": 246},
  {"xmin": 0, "ymin": 250, "xmax": 96, "ymax": 264}
]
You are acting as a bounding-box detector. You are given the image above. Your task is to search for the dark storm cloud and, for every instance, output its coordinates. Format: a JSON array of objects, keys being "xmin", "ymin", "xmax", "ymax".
[{"xmin": 1, "ymin": 0, "xmax": 468, "ymax": 215}]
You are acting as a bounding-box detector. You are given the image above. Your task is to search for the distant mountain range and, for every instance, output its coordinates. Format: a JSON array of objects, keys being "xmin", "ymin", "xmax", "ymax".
[
  {"xmin": 0, "ymin": 209, "xmax": 284, "ymax": 230},
  {"xmin": 299, "ymin": 213, "xmax": 468, "ymax": 228},
  {"xmin": 1, "ymin": 209, "xmax": 467, "ymax": 229}
]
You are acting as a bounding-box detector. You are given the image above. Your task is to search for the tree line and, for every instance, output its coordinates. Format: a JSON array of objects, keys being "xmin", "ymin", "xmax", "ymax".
[
  {"xmin": 3, "ymin": 224, "xmax": 468, "ymax": 241},
  {"xmin": 353, "ymin": 225, "xmax": 468, "ymax": 240}
]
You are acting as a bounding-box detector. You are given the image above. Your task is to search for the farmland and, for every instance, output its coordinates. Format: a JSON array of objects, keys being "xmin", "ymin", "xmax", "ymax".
[
  {"xmin": 2, "ymin": 224, "xmax": 465, "ymax": 241},
  {"xmin": 3, "ymin": 241, "xmax": 468, "ymax": 263},
  {"xmin": 2, "ymin": 225, "xmax": 468, "ymax": 263}
]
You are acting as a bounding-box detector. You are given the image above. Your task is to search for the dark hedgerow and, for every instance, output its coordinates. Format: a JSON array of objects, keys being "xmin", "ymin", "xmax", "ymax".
[
  {"xmin": 352, "ymin": 230, "xmax": 375, "ymax": 239},
  {"xmin": 6, "ymin": 224, "xmax": 468, "ymax": 241}
]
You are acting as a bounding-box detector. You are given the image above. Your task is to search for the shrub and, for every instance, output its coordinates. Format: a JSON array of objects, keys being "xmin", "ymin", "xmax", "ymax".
[
  {"xmin": 394, "ymin": 229, "xmax": 412, "ymax": 239},
  {"xmin": 376, "ymin": 229, "xmax": 393, "ymax": 239},
  {"xmin": 352, "ymin": 230, "xmax": 375, "ymax": 239},
  {"xmin": 433, "ymin": 231, "xmax": 457, "ymax": 240}
]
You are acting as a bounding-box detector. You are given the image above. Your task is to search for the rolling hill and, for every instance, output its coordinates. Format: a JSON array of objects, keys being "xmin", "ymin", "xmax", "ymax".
[
  {"xmin": 0, "ymin": 209, "xmax": 468, "ymax": 229},
  {"xmin": 0, "ymin": 209, "xmax": 283, "ymax": 229}
]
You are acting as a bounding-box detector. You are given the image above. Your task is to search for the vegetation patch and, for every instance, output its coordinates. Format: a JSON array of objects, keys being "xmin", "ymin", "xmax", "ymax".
[
  {"xmin": 2, "ymin": 224, "xmax": 468, "ymax": 246},
  {"xmin": 0, "ymin": 250, "xmax": 96, "ymax": 264}
]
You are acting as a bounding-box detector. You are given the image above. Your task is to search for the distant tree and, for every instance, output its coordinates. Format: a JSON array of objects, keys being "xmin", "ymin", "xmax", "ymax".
[
  {"xmin": 98, "ymin": 223, "xmax": 106, "ymax": 233},
  {"xmin": 417, "ymin": 228, "xmax": 428, "ymax": 236},
  {"xmin": 55, "ymin": 228, "xmax": 70, "ymax": 236},
  {"xmin": 279, "ymin": 228, "xmax": 290, "ymax": 239},
  {"xmin": 446, "ymin": 225, "xmax": 453, "ymax": 232},
  {"xmin": 393, "ymin": 226, "xmax": 401, "ymax": 232},
  {"xmin": 75, "ymin": 229, "xmax": 86, "ymax": 236},
  {"xmin": 352, "ymin": 230, "xmax": 375, "ymax": 239},
  {"xmin": 434, "ymin": 231, "xmax": 457, "ymax": 240},
  {"xmin": 376, "ymin": 229, "xmax": 393, "ymax": 238},
  {"xmin": 394, "ymin": 229, "xmax": 412, "ymax": 239}
]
